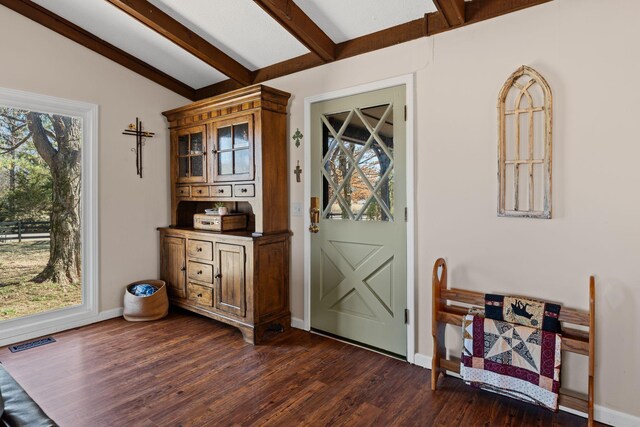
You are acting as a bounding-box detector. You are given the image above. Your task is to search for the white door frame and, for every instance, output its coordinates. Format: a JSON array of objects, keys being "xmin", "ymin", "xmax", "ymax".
[{"xmin": 303, "ymin": 74, "xmax": 416, "ymax": 363}]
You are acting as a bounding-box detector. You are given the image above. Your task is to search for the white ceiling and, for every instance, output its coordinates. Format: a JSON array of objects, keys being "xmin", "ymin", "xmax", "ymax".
[
  {"xmin": 30, "ymin": 0, "xmax": 442, "ymax": 89},
  {"xmin": 149, "ymin": 0, "xmax": 310, "ymax": 70},
  {"xmin": 297, "ymin": 0, "xmax": 438, "ymax": 43},
  {"xmin": 33, "ymin": 0, "xmax": 228, "ymax": 88}
]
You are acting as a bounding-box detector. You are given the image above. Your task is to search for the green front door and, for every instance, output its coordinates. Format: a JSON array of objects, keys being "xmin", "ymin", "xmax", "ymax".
[{"xmin": 310, "ymin": 85, "xmax": 407, "ymax": 357}]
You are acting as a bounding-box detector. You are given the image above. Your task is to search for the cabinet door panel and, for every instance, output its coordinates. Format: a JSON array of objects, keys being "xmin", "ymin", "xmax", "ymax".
[
  {"xmin": 161, "ymin": 236, "xmax": 186, "ymax": 298},
  {"xmin": 215, "ymin": 243, "xmax": 246, "ymax": 317},
  {"xmin": 174, "ymin": 126, "xmax": 207, "ymax": 183},
  {"xmin": 210, "ymin": 115, "xmax": 254, "ymax": 182}
]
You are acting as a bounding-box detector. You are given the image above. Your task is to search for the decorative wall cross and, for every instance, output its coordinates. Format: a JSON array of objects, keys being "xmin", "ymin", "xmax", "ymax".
[
  {"xmin": 292, "ymin": 128, "xmax": 303, "ymax": 147},
  {"xmin": 122, "ymin": 117, "xmax": 154, "ymax": 178},
  {"xmin": 294, "ymin": 161, "xmax": 302, "ymax": 183}
]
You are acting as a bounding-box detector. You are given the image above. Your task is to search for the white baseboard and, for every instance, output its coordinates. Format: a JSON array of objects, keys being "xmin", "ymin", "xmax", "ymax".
[
  {"xmin": 96, "ymin": 307, "xmax": 124, "ymax": 321},
  {"xmin": 593, "ymin": 405, "xmax": 640, "ymax": 427},
  {"xmin": 413, "ymin": 353, "xmax": 431, "ymax": 368},
  {"xmin": 413, "ymin": 353, "xmax": 639, "ymax": 427},
  {"xmin": 291, "ymin": 317, "xmax": 306, "ymax": 330},
  {"xmin": 0, "ymin": 307, "xmax": 123, "ymax": 347}
]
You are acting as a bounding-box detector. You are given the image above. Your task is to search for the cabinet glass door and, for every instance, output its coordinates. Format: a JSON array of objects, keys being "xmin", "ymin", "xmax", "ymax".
[
  {"xmin": 176, "ymin": 126, "xmax": 206, "ymax": 183},
  {"xmin": 211, "ymin": 115, "xmax": 254, "ymax": 182}
]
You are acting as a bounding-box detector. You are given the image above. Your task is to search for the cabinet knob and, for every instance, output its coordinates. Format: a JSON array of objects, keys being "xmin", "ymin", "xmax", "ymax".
[
  {"xmin": 218, "ymin": 189, "xmax": 224, "ymax": 194},
  {"xmin": 197, "ymin": 247, "xmax": 202, "ymax": 252},
  {"xmin": 197, "ymin": 270, "xmax": 203, "ymax": 275},
  {"xmin": 197, "ymin": 293, "xmax": 203, "ymax": 298},
  {"xmin": 197, "ymin": 190, "xmax": 202, "ymax": 194},
  {"xmin": 215, "ymin": 273, "xmax": 222, "ymax": 279},
  {"xmin": 181, "ymin": 266, "xmax": 186, "ymax": 272},
  {"xmin": 241, "ymin": 188, "xmax": 248, "ymax": 193}
]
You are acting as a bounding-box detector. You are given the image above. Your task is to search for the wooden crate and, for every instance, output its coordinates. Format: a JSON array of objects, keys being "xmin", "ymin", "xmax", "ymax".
[{"xmin": 193, "ymin": 213, "xmax": 247, "ymax": 232}]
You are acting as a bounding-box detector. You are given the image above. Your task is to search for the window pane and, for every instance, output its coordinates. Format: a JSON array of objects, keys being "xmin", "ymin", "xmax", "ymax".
[
  {"xmin": 349, "ymin": 171, "xmax": 370, "ymax": 217},
  {"xmin": 218, "ymin": 152, "xmax": 233, "ymax": 175},
  {"xmin": 362, "ymin": 198, "xmax": 383, "ymax": 221},
  {"xmin": 218, "ymin": 126, "xmax": 232, "ymax": 151},
  {"xmin": 0, "ymin": 107, "xmax": 83, "ymax": 320},
  {"xmin": 190, "ymin": 132, "xmax": 203, "ymax": 154},
  {"xmin": 234, "ymin": 123, "xmax": 249, "ymax": 148},
  {"xmin": 190, "ymin": 156, "xmax": 203, "ymax": 178},
  {"xmin": 178, "ymin": 135, "xmax": 189, "ymax": 155},
  {"xmin": 179, "ymin": 157, "xmax": 189, "ymax": 177},
  {"xmin": 234, "ymin": 149, "xmax": 250, "ymax": 174},
  {"xmin": 376, "ymin": 169, "xmax": 394, "ymax": 220},
  {"xmin": 324, "ymin": 175, "xmax": 350, "ymax": 219}
]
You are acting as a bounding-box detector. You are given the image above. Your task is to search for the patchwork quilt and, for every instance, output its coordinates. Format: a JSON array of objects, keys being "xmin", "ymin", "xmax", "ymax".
[{"xmin": 460, "ymin": 314, "xmax": 561, "ymax": 411}]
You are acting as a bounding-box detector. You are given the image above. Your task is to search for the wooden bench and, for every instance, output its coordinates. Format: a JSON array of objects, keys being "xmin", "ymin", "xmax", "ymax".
[{"xmin": 431, "ymin": 258, "xmax": 595, "ymax": 426}]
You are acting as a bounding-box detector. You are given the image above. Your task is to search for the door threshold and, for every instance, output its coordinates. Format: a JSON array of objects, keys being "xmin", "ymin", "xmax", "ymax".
[{"xmin": 310, "ymin": 328, "xmax": 406, "ymax": 362}]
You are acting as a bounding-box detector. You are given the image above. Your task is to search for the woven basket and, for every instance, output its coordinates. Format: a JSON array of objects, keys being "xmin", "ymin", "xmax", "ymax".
[{"xmin": 123, "ymin": 280, "xmax": 169, "ymax": 322}]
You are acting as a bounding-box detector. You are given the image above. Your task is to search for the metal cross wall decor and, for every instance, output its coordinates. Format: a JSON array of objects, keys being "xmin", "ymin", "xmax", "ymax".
[
  {"xmin": 292, "ymin": 128, "xmax": 303, "ymax": 147},
  {"xmin": 122, "ymin": 117, "xmax": 155, "ymax": 178},
  {"xmin": 294, "ymin": 161, "xmax": 302, "ymax": 182}
]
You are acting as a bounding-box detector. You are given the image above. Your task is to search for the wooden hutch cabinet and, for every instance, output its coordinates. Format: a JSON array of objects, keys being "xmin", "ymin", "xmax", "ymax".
[{"xmin": 159, "ymin": 85, "xmax": 291, "ymax": 344}]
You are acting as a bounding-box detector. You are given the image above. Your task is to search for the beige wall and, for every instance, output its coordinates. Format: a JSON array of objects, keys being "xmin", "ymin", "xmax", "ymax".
[
  {"xmin": 0, "ymin": 7, "xmax": 188, "ymax": 311},
  {"xmin": 265, "ymin": 0, "xmax": 640, "ymax": 419}
]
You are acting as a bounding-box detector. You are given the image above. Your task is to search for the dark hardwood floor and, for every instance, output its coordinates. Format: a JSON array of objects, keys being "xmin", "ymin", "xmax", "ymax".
[{"xmin": 0, "ymin": 310, "xmax": 593, "ymax": 426}]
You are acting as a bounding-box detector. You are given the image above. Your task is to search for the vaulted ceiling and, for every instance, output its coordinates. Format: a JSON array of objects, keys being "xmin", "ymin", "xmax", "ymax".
[{"xmin": 1, "ymin": 0, "xmax": 552, "ymax": 101}]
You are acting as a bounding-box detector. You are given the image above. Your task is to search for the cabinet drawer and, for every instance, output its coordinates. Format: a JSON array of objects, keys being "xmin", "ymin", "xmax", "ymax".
[
  {"xmin": 187, "ymin": 283, "xmax": 213, "ymax": 307},
  {"xmin": 176, "ymin": 186, "xmax": 190, "ymax": 197},
  {"xmin": 192, "ymin": 186, "xmax": 209, "ymax": 197},
  {"xmin": 234, "ymin": 184, "xmax": 255, "ymax": 197},
  {"xmin": 211, "ymin": 185, "xmax": 232, "ymax": 197},
  {"xmin": 187, "ymin": 239, "xmax": 213, "ymax": 261},
  {"xmin": 188, "ymin": 261, "xmax": 213, "ymax": 283}
]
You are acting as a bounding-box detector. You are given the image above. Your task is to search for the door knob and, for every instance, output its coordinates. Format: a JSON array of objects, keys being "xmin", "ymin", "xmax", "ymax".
[{"xmin": 309, "ymin": 196, "xmax": 320, "ymax": 233}]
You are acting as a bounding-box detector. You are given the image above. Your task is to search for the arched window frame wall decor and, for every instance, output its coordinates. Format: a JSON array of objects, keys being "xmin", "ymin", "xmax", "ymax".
[{"xmin": 498, "ymin": 65, "xmax": 553, "ymax": 219}]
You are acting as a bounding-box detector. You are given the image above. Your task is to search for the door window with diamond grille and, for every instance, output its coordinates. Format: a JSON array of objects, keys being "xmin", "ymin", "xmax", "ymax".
[{"xmin": 321, "ymin": 104, "xmax": 394, "ymax": 221}]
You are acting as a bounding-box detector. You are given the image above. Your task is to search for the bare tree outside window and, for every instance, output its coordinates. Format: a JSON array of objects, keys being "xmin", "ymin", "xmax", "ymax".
[{"xmin": 0, "ymin": 107, "xmax": 82, "ymax": 319}]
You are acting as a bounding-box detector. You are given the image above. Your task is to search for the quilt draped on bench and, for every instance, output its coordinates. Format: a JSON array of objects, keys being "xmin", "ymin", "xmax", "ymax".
[{"xmin": 460, "ymin": 314, "xmax": 561, "ymax": 411}]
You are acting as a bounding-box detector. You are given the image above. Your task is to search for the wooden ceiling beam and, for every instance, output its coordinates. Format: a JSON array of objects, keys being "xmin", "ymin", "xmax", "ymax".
[
  {"xmin": 196, "ymin": 0, "xmax": 552, "ymax": 100},
  {"xmin": 433, "ymin": 0, "xmax": 465, "ymax": 27},
  {"xmin": 426, "ymin": 0, "xmax": 553, "ymax": 36},
  {"xmin": 105, "ymin": 0, "xmax": 253, "ymax": 86},
  {"xmin": 253, "ymin": 0, "xmax": 336, "ymax": 62},
  {"xmin": 0, "ymin": 0, "xmax": 197, "ymax": 100}
]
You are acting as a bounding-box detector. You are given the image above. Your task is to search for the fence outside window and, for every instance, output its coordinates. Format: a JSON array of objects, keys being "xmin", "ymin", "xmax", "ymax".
[{"xmin": 0, "ymin": 221, "xmax": 50, "ymax": 242}]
